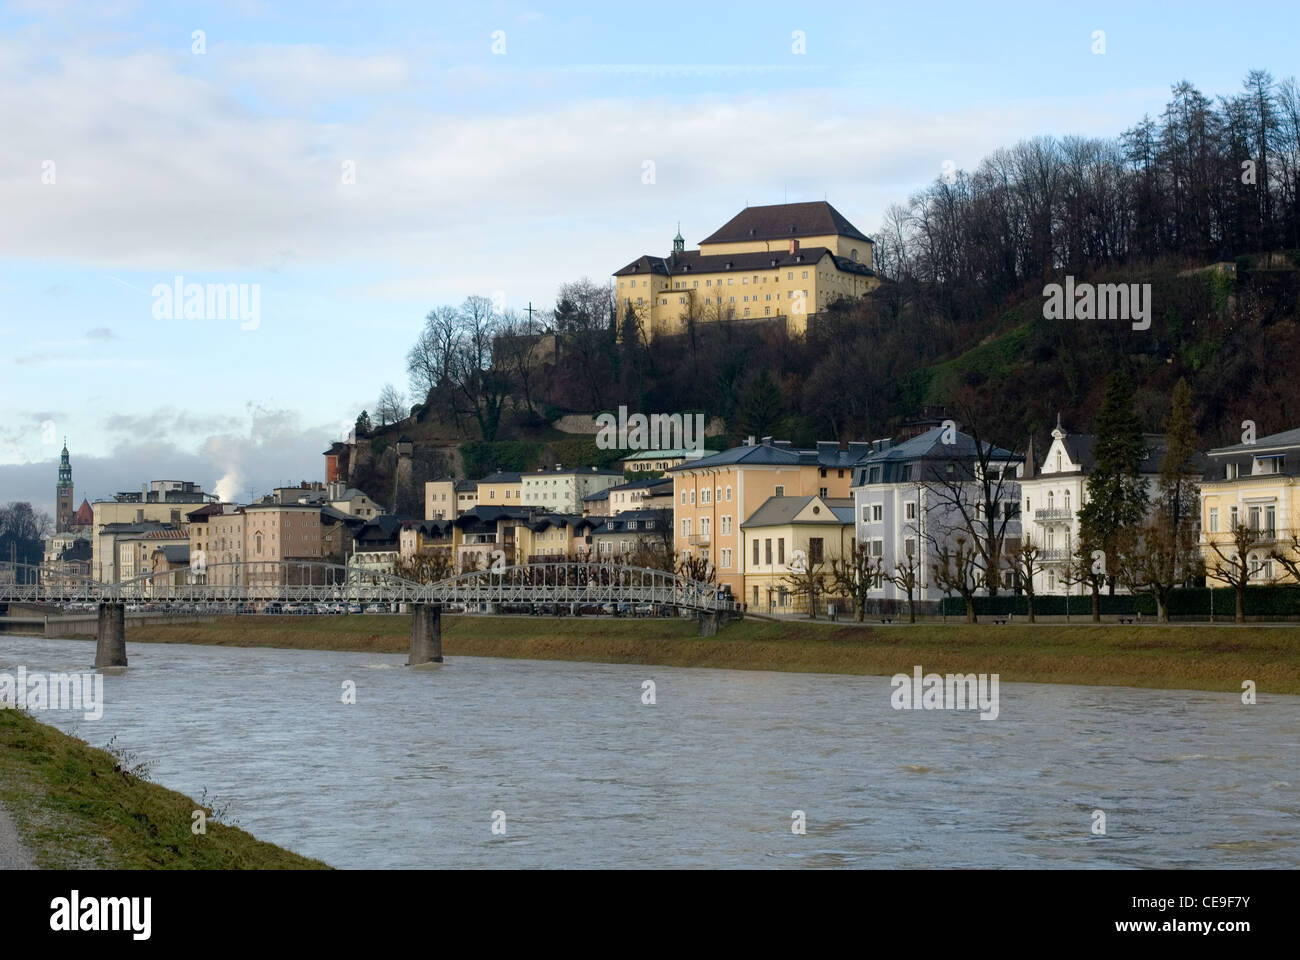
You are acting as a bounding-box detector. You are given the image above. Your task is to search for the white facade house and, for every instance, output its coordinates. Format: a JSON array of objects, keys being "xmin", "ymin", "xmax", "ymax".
[
  {"xmin": 851, "ymin": 427, "xmax": 1022, "ymax": 603},
  {"xmin": 1017, "ymin": 417, "xmax": 1172, "ymax": 595},
  {"xmin": 521, "ymin": 466, "xmax": 624, "ymax": 514}
]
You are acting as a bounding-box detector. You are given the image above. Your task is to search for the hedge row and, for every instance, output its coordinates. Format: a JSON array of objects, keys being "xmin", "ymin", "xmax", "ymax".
[
  {"xmin": 937, "ymin": 586, "xmax": 1300, "ymax": 617},
  {"xmin": 1132, "ymin": 586, "xmax": 1300, "ymax": 617},
  {"xmin": 939, "ymin": 594, "xmax": 1137, "ymax": 616}
]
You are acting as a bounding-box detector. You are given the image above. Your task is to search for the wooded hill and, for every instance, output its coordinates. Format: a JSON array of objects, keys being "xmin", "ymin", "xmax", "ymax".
[{"xmin": 364, "ymin": 70, "xmax": 1300, "ymax": 476}]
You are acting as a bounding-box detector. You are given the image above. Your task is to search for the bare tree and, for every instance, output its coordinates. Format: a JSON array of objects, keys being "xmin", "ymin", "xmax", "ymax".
[
  {"xmin": 453, "ymin": 295, "xmax": 511, "ymax": 442},
  {"xmin": 494, "ymin": 309, "xmax": 547, "ymax": 417},
  {"xmin": 919, "ymin": 416, "xmax": 1021, "ymax": 598},
  {"xmin": 376, "ymin": 383, "xmax": 406, "ymax": 428},
  {"xmin": 930, "ymin": 536, "xmax": 983, "ymax": 623},
  {"xmin": 889, "ymin": 548, "xmax": 923, "ymax": 623},
  {"xmin": 407, "ymin": 305, "xmax": 464, "ymax": 430},
  {"xmin": 830, "ymin": 540, "xmax": 884, "ymax": 622},
  {"xmin": 1006, "ymin": 541, "xmax": 1042, "ymax": 622},
  {"xmin": 1205, "ymin": 523, "xmax": 1263, "ymax": 623}
]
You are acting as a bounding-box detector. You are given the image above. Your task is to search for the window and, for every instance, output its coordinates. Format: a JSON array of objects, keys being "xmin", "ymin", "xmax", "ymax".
[
  {"xmin": 871, "ymin": 504, "xmax": 883, "ymax": 522},
  {"xmin": 1047, "ymin": 491, "xmax": 1054, "ymax": 509},
  {"xmin": 753, "ymin": 539, "xmax": 760, "ymax": 565},
  {"xmin": 905, "ymin": 501, "xmax": 916, "ymax": 521},
  {"xmin": 681, "ymin": 519, "xmax": 691, "ymax": 537},
  {"xmin": 681, "ymin": 491, "xmax": 687, "ymax": 504},
  {"xmin": 702, "ymin": 488, "xmax": 710, "ymax": 503},
  {"xmin": 765, "ymin": 539, "xmax": 772, "ymax": 565},
  {"xmin": 721, "ymin": 548, "xmax": 732, "ymax": 568},
  {"xmin": 802, "ymin": 270, "xmax": 808, "ymax": 279},
  {"xmin": 774, "ymin": 485, "xmax": 785, "ymax": 497},
  {"xmin": 1230, "ymin": 506, "xmax": 1239, "ymax": 528},
  {"xmin": 1209, "ymin": 507, "xmax": 1219, "ymax": 532},
  {"xmin": 1226, "ymin": 463, "xmax": 1238, "ymax": 480},
  {"xmin": 778, "ymin": 538, "xmax": 785, "ymax": 564},
  {"xmin": 690, "ymin": 490, "xmax": 695, "ymax": 504},
  {"xmin": 904, "ymin": 537, "xmax": 915, "ymax": 557},
  {"xmin": 809, "ymin": 538, "xmax": 823, "ymax": 564},
  {"xmin": 725, "ymin": 486, "xmax": 732, "ymax": 501},
  {"xmin": 820, "ymin": 468, "xmax": 827, "ymax": 478},
  {"xmin": 1064, "ymin": 490, "xmax": 1071, "ymax": 512},
  {"xmin": 715, "ymin": 487, "xmax": 721, "ymax": 501},
  {"xmin": 870, "ymin": 539, "xmax": 883, "ymax": 557},
  {"xmin": 818, "ymin": 487, "xmax": 827, "ymax": 497}
]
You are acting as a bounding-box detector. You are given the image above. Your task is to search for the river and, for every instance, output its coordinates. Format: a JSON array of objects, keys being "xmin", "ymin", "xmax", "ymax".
[{"xmin": 2, "ymin": 634, "xmax": 1297, "ymax": 868}]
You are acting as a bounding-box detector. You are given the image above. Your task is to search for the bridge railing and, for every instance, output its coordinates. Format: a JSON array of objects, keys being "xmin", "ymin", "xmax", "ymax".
[{"xmin": 1, "ymin": 560, "xmax": 740, "ymax": 613}]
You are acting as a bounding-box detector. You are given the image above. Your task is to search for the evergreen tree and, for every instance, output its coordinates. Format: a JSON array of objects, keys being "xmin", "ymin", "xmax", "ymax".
[
  {"xmin": 1078, "ymin": 371, "xmax": 1148, "ymax": 594},
  {"xmin": 739, "ymin": 368, "xmax": 782, "ymax": 439},
  {"xmin": 355, "ymin": 410, "xmax": 372, "ymax": 438}
]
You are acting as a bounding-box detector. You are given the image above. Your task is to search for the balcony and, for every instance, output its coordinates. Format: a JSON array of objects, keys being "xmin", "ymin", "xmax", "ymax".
[
  {"xmin": 1035, "ymin": 548, "xmax": 1073, "ymax": 562},
  {"xmin": 686, "ymin": 534, "xmax": 711, "ymax": 547},
  {"xmin": 1033, "ymin": 508, "xmax": 1073, "ymax": 523}
]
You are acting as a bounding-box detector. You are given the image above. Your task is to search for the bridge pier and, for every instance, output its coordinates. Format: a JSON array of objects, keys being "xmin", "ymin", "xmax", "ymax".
[
  {"xmin": 409, "ymin": 603, "xmax": 443, "ymax": 667},
  {"xmin": 697, "ymin": 610, "xmax": 722, "ymax": 637},
  {"xmin": 95, "ymin": 601, "xmax": 127, "ymax": 671}
]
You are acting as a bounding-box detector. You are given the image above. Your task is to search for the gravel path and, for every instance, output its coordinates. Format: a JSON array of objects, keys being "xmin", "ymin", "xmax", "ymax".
[{"xmin": 0, "ymin": 796, "xmax": 36, "ymax": 869}]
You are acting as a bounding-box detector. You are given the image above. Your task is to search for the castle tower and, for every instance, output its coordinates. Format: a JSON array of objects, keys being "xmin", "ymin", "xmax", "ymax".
[
  {"xmin": 672, "ymin": 224, "xmax": 685, "ymax": 254},
  {"xmin": 56, "ymin": 439, "xmax": 73, "ymax": 533}
]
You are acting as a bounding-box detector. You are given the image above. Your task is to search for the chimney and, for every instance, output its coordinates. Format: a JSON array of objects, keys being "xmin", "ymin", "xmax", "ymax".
[
  {"xmin": 788, "ymin": 238, "xmax": 796, "ymax": 254},
  {"xmin": 761, "ymin": 436, "xmax": 774, "ymax": 446},
  {"xmin": 745, "ymin": 435, "xmax": 756, "ymax": 446}
]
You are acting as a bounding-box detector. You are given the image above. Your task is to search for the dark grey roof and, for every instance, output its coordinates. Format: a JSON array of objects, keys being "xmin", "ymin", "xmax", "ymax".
[
  {"xmin": 156, "ymin": 544, "xmax": 190, "ymax": 564},
  {"xmin": 853, "ymin": 427, "xmax": 1020, "ymax": 486},
  {"xmin": 1056, "ymin": 432, "xmax": 1168, "ymax": 475},
  {"xmin": 1209, "ymin": 427, "xmax": 1300, "ymax": 455},
  {"xmin": 608, "ymin": 476, "xmax": 674, "ymax": 493},
  {"xmin": 582, "ymin": 488, "xmax": 611, "ymax": 501},
  {"xmin": 592, "ymin": 510, "xmax": 670, "ymax": 535},
  {"xmin": 669, "ymin": 439, "xmax": 871, "ymax": 472},
  {"xmin": 740, "ymin": 496, "xmax": 854, "ymax": 528},
  {"xmin": 615, "ymin": 245, "xmax": 873, "ymax": 279},
  {"xmin": 479, "ymin": 471, "xmax": 522, "ymax": 484},
  {"xmin": 700, "ymin": 201, "xmax": 872, "ymax": 245}
]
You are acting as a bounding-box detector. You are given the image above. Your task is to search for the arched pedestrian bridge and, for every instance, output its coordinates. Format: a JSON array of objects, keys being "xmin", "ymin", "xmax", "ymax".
[{"xmin": 0, "ymin": 561, "xmax": 743, "ymax": 669}]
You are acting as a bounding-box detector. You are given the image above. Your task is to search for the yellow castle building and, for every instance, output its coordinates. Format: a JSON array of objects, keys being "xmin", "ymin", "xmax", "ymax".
[{"xmin": 614, "ymin": 201, "xmax": 880, "ymax": 339}]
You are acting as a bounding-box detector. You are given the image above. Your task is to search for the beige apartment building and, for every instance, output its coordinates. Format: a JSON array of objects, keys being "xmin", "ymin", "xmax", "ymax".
[
  {"xmin": 669, "ymin": 439, "xmax": 869, "ymax": 596},
  {"xmin": 615, "ymin": 201, "xmax": 879, "ymax": 339}
]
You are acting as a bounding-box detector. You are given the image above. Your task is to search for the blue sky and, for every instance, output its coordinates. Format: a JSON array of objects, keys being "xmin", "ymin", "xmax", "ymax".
[{"xmin": 1, "ymin": 0, "xmax": 1296, "ymax": 514}]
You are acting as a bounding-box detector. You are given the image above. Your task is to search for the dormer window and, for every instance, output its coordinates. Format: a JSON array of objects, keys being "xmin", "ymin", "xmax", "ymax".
[{"xmin": 1226, "ymin": 463, "xmax": 1239, "ymax": 480}]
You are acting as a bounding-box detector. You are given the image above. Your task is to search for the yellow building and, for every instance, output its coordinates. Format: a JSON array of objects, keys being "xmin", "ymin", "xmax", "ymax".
[
  {"xmin": 1199, "ymin": 428, "xmax": 1300, "ymax": 584},
  {"xmin": 477, "ymin": 471, "xmax": 523, "ymax": 506},
  {"xmin": 740, "ymin": 495, "xmax": 855, "ymax": 614},
  {"xmin": 615, "ymin": 201, "xmax": 879, "ymax": 339},
  {"xmin": 668, "ymin": 438, "xmax": 870, "ymax": 596}
]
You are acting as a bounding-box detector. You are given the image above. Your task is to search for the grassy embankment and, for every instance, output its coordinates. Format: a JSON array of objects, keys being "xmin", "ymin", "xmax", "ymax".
[
  {"xmin": 123, "ymin": 615, "xmax": 1300, "ymax": 694},
  {"xmin": 0, "ymin": 709, "xmax": 329, "ymax": 869}
]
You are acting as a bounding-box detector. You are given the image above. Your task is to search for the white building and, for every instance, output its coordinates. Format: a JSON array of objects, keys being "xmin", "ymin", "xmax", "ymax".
[
  {"xmin": 851, "ymin": 427, "xmax": 1022, "ymax": 603},
  {"xmin": 1018, "ymin": 416, "xmax": 1171, "ymax": 595},
  {"xmin": 521, "ymin": 465, "xmax": 624, "ymax": 514}
]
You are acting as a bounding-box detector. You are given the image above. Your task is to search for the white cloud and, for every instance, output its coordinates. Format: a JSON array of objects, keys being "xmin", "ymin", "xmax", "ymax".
[{"xmin": 0, "ymin": 33, "xmax": 1144, "ymax": 290}]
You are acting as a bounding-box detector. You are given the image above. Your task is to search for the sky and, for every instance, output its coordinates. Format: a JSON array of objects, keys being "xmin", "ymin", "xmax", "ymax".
[{"xmin": 1, "ymin": 0, "xmax": 1296, "ymax": 517}]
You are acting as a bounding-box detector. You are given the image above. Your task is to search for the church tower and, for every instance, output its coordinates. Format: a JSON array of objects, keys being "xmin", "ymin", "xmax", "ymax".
[{"xmin": 56, "ymin": 439, "xmax": 73, "ymax": 533}]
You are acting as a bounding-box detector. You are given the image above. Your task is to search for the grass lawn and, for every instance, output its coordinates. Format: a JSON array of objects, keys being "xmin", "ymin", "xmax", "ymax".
[
  {"xmin": 0, "ymin": 709, "xmax": 329, "ymax": 869},
  {"xmin": 121, "ymin": 615, "xmax": 1300, "ymax": 695}
]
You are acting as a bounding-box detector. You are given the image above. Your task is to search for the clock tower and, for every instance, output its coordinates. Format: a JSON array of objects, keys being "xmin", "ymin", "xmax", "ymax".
[{"xmin": 56, "ymin": 440, "xmax": 73, "ymax": 533}]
